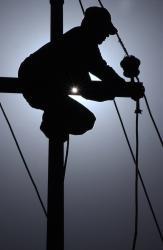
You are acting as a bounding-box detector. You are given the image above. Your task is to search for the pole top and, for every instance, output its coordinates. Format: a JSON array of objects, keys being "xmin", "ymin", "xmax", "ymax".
[{"xmin": 50, "ymin": 0, "xmax": 64, "ymax": 5}]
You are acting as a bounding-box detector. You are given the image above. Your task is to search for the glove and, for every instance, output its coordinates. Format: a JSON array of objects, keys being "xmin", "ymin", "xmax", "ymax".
[
  {"xmin": 129, "ymin": 82, "xmax": 145, "ymax": 101},
  {"xmin": 115, "ymin": 81, "xmax": 145, "ymax": 100}
]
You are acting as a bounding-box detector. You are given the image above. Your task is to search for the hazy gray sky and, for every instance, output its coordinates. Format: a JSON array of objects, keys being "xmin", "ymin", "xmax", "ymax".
[{"xmin": 0, "ymin": 0, "xmax": 162, "ymax": 250}]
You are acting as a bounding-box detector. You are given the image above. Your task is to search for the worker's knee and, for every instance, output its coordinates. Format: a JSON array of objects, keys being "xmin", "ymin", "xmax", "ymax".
[
  {"xmin": 71, "ymin": 111, "xmax": 96, "ymax": 135},
  {"xmin": 86, "ymin": 112, "xmax": 96, "ymax": 130}
]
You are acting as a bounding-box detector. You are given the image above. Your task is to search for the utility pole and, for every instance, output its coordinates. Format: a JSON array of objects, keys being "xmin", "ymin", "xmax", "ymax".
[
  {"xmin": 47, "ymin": 1, "xmax": 65, "ymax": 250},
  {"xmin": 0, "ymin": 1, "xmax": 65, "ymax": 250},
  {"xmin": 50, "ymin": 0, "xmax": 64, "ymax": 42}
]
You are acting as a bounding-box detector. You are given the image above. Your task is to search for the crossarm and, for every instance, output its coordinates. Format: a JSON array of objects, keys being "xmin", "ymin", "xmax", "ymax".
[{"xmin": 0, "ymin": 77, "xmax": 22, "ymax": 93}]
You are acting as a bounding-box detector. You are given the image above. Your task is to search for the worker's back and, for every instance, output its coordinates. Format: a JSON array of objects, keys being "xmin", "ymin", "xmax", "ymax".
[{"xmin": 18, "ymin": 26, "xmax": 96, "ymax": 110}]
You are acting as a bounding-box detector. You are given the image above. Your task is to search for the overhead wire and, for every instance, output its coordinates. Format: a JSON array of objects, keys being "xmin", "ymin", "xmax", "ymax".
[
  {"xmin": 132, "ymin": 106, "xmax": 139, "ymax": 250},
  {"xmin": 96, "ymin": 0, "xmax": 104, "ymax": 8},
  {"xmin": 0, "ymin": 103, "xmax": 47, "ymax": 217},
  {"xmin": 97, "ymin": 0, "xmax": 163, "ymax": 244},
  {"xmin": 97, "ymin": 1, "xmax": 163, "ymax": 149},
  {"xmin": 0, "ymin": 99, "xmax": 70, "ymax": 216},
  {"xmin": 116, "ymin": 26, "xmax": 163, "ymax": 246},
  {"xmin": 114, "ymin": 100, "xmax": 163, "ymax": 242},
  {"xmin": 115, "ymin": 25, "xmax": 163, "ymax": 246},
  {"xmin": 78, "ymin": 0, "xmax": 85, "ymax": 15},
  {"xmin": 78, "ymin": 0, "xmax": 163, "ymax": 245},
  {"xmin": 98, "ymin": 0, "xmax": 163, "ymax": 242},
  {"xmin": 0, "ymin": 0, "xmax": 161, "ymax": 237},
  {"xmin": 99, "ymin": 0, "xmax": 163, "ymax": 244},
  {"xmin": 79, "ymin": 0, "xmax": 140, "ymax": 245},
  {"xmin": 144, "ymin": 95, "xmax": 163, "ymax": 147}
]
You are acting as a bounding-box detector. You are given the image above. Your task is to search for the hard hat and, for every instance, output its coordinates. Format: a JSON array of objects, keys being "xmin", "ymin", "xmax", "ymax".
[{"xmin": 84, "ymin": 7, "xmax": 117, "ymax": 35}]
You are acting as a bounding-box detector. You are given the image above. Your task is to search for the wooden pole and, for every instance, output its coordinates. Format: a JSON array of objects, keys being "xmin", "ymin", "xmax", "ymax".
[
  {"xmin": 0, "ymin": 77, "xmax": 65, "ymax": 250},
  {"xmin": 47, "ymin": 140, "xmax": 64, "ymax": 250},
  {"xmin": 50, "ymin": 0, "xmax": 64, "ymax": 42},
  {"xmin": 47, "ymin": 1, "xmax": 65, "ymax": 250},
  {"xmin": 0, "ymin": 1, "xmax": 65, "ymax": 249}
]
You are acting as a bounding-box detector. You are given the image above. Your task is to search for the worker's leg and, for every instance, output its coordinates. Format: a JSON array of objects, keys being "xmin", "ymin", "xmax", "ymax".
[
  {"xmin": 40, "ymin": 96, "xmax": 96, "ymax": 141},
  {"xmin": 18, "ymin": 58, "xmax": 48, "ymax": 110}
]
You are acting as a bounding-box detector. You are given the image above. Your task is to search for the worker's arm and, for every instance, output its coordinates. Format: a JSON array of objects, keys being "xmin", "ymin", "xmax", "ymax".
[
  {"xmin": 81, "ymin": 46, "xmax": 144, "ymax": 101},
  {"xmin": 80, "ymin": 80, "xmax": 144, "ymax": 102}
]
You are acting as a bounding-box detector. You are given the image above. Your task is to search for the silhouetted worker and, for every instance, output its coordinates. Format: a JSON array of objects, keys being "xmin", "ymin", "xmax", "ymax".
[{"xmin": 18, "ymin": 7, "xmax": 144, "ymax": 141}]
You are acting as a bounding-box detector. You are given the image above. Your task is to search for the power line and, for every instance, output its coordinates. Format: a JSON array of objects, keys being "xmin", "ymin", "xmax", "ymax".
[
  {"xmin": 144, "ymin": 94, "xmax": 163, "ymax": 147},
  {"xmin": 0, "ymin": 103, "xmax": 47, "ymax": 217},
  {"xmin": 97, "ymin": 0, "xmax": 163, "ymax": 150},
  {"xmin": 114, "ymin": 100, "xmax": 163, "ymax": 242},
  {"xmin": 0, "ymin": 101, "xmax": 71, "ymax": 217},
  {"xmin": 96, "ymin": 0, "xmax": 104, "ymax": 8},
  {"xmin": 97, "ymin": 0, "xmax": 163, "ymax": 245},
  {"xmin": 78, "ymin": 0, "xmax": 85, "ymax": 15},
  {"xmin": 132, "ymin": 111, "xmax": 139, "ymax": 250},
  {"xmin": 78, "ymin": 0, "xmax": 163, "ymax": 245}
]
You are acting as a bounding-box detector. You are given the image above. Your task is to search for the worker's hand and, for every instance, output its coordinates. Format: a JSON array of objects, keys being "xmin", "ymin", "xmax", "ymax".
[{"xmin": 129, "ymin": 82, "xmax": 145, "ymax": 101}]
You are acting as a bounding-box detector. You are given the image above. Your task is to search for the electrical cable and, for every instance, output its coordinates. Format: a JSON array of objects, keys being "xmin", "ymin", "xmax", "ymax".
[
  {"xmin": 144, "ymin": 94, "xmax": 163, "ymax": 147},
  {"xmin": 132, "ymin": 111, "xmax": 139, "ymax": 250},
  {"xmin": 78, "ymin": 0, "xmax": 85, "ymax": 15},
  {"xmin": 114, "ymin": 100, "xmax": 163, "ymax": 242},
  {"xmin": 79, "ymin": 0, "xmax": 163, "ymax": 244},
  {"xmin": 98, "ymin": 0, "xmax": 163, "ymax": 149},
  {"xmin": 97, "ymin": 0, "xmax": 104, "ymax": 8},
  {"xmin": 97, "ymin": 0, "xmax": 163, "ymax": 243},
  {"xmin": 115, "ymin": 30, "xmax": 163, "ymax": 245},
  {"xmin": 115, "ymin": 28, "xmax": 163, "ymax": 244},
  {"xmin": 117, "ymin": 34, "xmax": 163, "ymax": 149},
  {"xmin": 0, "ymin": 103, "xmax": 47, "ymax": 217},
  {"xmin": 79, "ymin": 0, "xmax": 140, "ymax": 244}
]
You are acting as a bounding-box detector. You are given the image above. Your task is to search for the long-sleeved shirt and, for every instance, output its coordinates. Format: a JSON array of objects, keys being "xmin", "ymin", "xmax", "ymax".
[{"xmin": 18, "ymin": 26, "xmax": 125, "ymax": 108}]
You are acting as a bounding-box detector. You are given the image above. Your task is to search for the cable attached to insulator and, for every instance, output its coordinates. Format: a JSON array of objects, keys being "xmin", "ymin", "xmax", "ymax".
[
  {"xmin": 116, "ymin": 33, "xmax": 129, "ymax": 56},
  {"xmin": 0, "ymin": 103, "xmax": 47, "ymax": 217},
  {"xmin": 117, "ymin": 33, "xmax": 163, "ymax": 148},
  {"xmin": 132, "ymin": 106, "xmax": 139, "ymax": 250},
  {"xmin": 144, "ymin": 94, "xmax": 163, "ymax": 147},
  {"xmin": 80, "ymin": 0, "xmax": 163, "ymax": 244},
  {"xmin": 78, "ymin": 0, "xmax": 85, "ymax": 15},
  {"xmin": 97, "ymin": 0, "xmax": 104, "ymax": 8},
  {"xmin": 113, "ymin": 100, "xmax": 163, "ymax": 243}
]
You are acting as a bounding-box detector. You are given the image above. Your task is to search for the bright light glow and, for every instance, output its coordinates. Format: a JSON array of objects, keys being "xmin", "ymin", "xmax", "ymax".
[{"xmin": 71, "ymin": 86, "xmax": 79, "ymax": 94}]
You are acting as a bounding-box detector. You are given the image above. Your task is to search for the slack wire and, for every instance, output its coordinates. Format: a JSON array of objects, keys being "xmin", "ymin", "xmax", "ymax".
[
  {"xmin": 97, "ymin": 0, "xmax": 104, "ymax": 8},
  {"xmin": 0, "ymin": 103, "xmax": 47, "ymax": 217},
  {"xmin": 114, "ymin": 11, "xmax": 163, "ymax": 242},
  {"xmin": 80, "ymin": 0, "xmax": 163, "ymax": 242},
  {"xmin": 144, "ymin": 94, "xmax": 163, "ymax": 147},
  {"xmin": 78, "ymin": 0, "xmax": 85, "ymax": 15},
  {"xmin": 117, "ymin": 35, "xmax": 163, "ymax": 148},
  {"xmin": 114, "ymin": 100, "xmax": 163, "ymax": 242},
  {"xmin": 132, "ymin": 110, "xmax": 139, "ymax": 250},
  {"xmin": 117, "ymin": 30, "xmax": 163, "ymax": 148}
]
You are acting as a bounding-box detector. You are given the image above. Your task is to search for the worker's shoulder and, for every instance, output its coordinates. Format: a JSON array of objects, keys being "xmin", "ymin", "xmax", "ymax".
[
  {"xmin": 63, "ymin": 26, "xmax": 81, "ymax": 36},
  {"xmin": 63, "ymin": 26, "xmax": 84, "ymax": 43}
]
